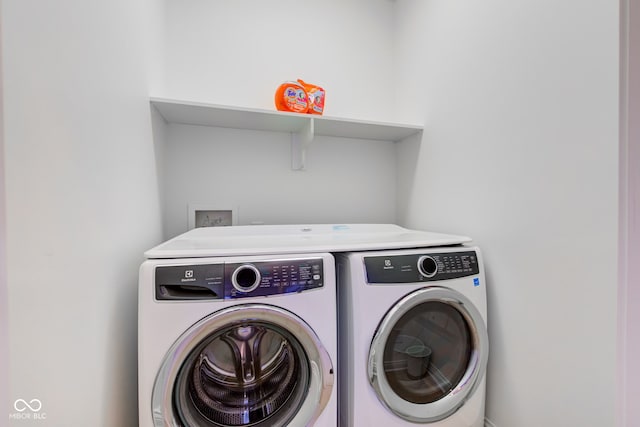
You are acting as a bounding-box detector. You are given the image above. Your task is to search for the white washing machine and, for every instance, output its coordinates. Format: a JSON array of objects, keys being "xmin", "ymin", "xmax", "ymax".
[
  {"xmin": 139, "ymin": 251, "xmax": 337, "ymax": 427},
  {"xmin": 337, "ymin": 246, "xmax": 489, "ymax": 426}
]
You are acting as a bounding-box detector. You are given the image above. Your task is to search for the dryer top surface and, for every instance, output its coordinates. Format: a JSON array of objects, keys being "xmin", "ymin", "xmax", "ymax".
[{"xmin": 145, "ymin": 224, "xmax": 472, "ymax": 259}]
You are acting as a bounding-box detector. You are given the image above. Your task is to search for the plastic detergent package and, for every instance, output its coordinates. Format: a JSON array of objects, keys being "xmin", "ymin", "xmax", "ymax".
[
  {"xmin": 274, "ymin": 81, "xmax": 309, "ymax": 113},
  {"xmin": 297, "ymin": 79, "xmax": 325, "ymax": 115}
]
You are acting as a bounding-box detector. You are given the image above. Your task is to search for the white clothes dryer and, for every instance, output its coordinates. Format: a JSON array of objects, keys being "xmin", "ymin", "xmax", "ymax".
[
  {"xmin": 336, "ymin": 246, "xmax": 488, "ymax": 427},
  {"xmin": 139, "ymin": 252, "xmax": 337, "ymax": 427}
]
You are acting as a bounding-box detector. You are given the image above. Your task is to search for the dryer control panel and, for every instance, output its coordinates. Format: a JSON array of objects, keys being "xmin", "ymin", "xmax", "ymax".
[
  {"xmin": 364, "ymin": 250, "xmax": 479, "ymax": 284},
  {"xmin": 155, "ymin": 258, "xmax": 324, "ymax": 300}
]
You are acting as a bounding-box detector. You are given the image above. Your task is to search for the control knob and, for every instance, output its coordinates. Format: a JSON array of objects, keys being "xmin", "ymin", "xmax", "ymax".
[
  {"xmin": 417, "ymin": 255, "xmax": 438, "ymax": 278},
  {"xmin": 232, "ymin": 264, "xmax": 261, "ymax": 293}
]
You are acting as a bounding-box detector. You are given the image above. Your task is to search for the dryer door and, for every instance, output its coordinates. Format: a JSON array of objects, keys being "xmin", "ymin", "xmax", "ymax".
[
  {"xmin": 152, "ymin": 304, "xmax": 334, "ymax": 427},
  {"xmin": 368, "ymin": 287, "xmax": 488, "ymax": 423}
]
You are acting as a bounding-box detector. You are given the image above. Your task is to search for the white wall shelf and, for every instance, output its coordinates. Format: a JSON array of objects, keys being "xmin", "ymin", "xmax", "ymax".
[{"xmin": 150, "ymin": 97, "xmax": 423, "ymax": 170}]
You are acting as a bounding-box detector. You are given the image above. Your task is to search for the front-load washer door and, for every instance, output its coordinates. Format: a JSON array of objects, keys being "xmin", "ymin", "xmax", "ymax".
[
  {"xmin": 368, "ymin": 287, "xmax": 488, "ymax": 423},
  {"xmin": 152, "ymin": 304, "xmax": 334, "ymax": 427}
]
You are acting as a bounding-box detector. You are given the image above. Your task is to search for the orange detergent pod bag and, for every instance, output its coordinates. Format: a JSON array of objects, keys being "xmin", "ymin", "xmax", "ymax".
[
  {"xmin": 297, "ymin": 79, "xmax": 325, "ymax": 115},
  {"xmin": 274, "ymin": 81, "xmax": 309, "ymax": 113}
]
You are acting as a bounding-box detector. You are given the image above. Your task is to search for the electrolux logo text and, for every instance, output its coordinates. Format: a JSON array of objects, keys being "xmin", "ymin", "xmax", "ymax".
[
  {"xmin": 9, "ymin": 398, "xmax": 47, "ymax": 421},
  {"xmin": 181, "ymin": 269, "xmax": 196, "ymax": 283}
]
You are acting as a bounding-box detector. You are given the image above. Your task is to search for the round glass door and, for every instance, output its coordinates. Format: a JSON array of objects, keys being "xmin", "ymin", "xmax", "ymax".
[
  {"xmin": 368, "ymin": 287, "xmax": 488, "ymax": 423},
  {"xmin": 153, "ymin": 304, "xmax": 333, "ymax": 427}
]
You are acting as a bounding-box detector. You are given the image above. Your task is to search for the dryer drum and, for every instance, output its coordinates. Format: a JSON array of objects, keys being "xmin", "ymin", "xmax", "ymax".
[
  {"xmin": 367, "ymin": 286, "xmax": 488, "ymax": 424},
  {"xmin": 173, "ymin": 321, "xmax": 311, "ymax": 426},
  {"xmin": 383, "ymin": 302, "xmax": 472, "ymax": 404}
]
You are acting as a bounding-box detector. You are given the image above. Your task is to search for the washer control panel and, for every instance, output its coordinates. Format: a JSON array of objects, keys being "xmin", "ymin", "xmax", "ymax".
[
  {"xmin": 364, "ymin": 250, "xmax": 479, "ymax": 284},
  {"xmin": 156, "ymin": 258, "xmax": 324, "ymax": 300},
  {"xmin": 225, "ymin": 259, "xmax": 324, "ymax": 299}
]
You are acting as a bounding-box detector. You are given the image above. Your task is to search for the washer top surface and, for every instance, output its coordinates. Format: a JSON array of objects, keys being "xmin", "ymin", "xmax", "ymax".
[{"xmin": 145, "ymin": 224, "xmax": 472, "ymax": 259}]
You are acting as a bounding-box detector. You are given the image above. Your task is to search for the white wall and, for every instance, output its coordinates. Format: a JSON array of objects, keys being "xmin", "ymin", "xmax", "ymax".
[
  {"xmin": 394, "ymin": 1, "xmax": 619, "ymax": 426},
  {"xmin": 161, "ymin": 0, "xmax": 396, "ymax": 122},
  {"xmin": 2, "ymin": 0, "xmax": 163, "ymax": 425},
  {"xmin": 156, "ymin": 0, "xmax": 401, "ymax": 238},
  {"xmin": 160, "ymin": 123, "xmax": 397, "ymax": 238}
]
